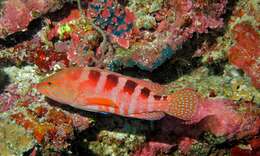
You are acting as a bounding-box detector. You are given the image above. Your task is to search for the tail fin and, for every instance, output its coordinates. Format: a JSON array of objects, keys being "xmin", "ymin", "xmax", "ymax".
[{"xmin": 166, "ymin": 88, "xmax": 202, "ymax": 121}]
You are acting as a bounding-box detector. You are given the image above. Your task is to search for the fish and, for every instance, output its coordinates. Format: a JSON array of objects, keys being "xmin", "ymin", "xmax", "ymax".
[{"xmin": 35, "ymin": 67, "xmax": 203, "ymax": 121}]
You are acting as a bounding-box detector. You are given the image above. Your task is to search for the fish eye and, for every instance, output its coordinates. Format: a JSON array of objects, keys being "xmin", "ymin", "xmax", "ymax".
[{"xmin": 47, "ymin": 82, "xmax": 52, "ymax": 85}]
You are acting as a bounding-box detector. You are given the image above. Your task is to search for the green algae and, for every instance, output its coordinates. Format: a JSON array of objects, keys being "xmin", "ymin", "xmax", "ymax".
[
  {"xmin": 0, "ymin": 118, "xmax": 35, "ymax": 156},
  {"xmin": 189, "ymin": 142, "xmax": 211, "ymax": 156},
  {"xmin": 203, "ymin": 132, "xmax": 227, "ymax": 145},
  {"xmin": 58, "ymin": 23, "xmax": 72, "ymax": 39}
]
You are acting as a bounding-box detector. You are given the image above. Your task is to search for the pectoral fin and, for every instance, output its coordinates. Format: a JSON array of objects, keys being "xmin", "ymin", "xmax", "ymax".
[{"xmin": 85, "ymin": 97, "xmax": 119, "ymax": 108}]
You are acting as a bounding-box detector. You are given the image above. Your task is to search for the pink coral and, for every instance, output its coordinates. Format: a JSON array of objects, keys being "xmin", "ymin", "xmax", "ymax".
[
  {"xmin": 158, "ymin": 97, "xmax": 260, "ymax": 138},
  {"xmin": 134, "ymin": 141, "xmax": 174, "ymax": 156},
  {"xmin": 0, "ymin": 84, "xmax": 20, "ymax": 112},
  {"xmin": 178, "ymin": 137, "xmax": 198, "ymax": 154},
  {"xmin": 198, "ymin": 100, "xmax": 242, "ymax": 137},
  {"xmin": 47, "ymin": 9, "xmax": 102, "ymax": 67},
  {"xmin": 192, "ymin": 98, "xmax": 260, "ymax": 138},
  {"xmin": 165, "ymin": 0, "xmax": 227, "ymax": 49},
  {"xmin": 0, "ymin": 84, "xmax": 36, "ymax": 112},
  {"xmin": 0, "ymin": 0, "xmax": 65, "ymax": 38}
]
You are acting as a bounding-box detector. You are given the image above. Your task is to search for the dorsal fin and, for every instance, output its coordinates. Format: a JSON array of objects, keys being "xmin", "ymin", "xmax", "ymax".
[{"xmin": 133, "ymin": 79, "xmax": 167, "ymax": 95}]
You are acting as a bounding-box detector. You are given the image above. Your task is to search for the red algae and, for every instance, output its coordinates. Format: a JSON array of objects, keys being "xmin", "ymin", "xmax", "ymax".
[{"xmin": 228, "ymin": 22, "xmax": 260, "ymax": 89}]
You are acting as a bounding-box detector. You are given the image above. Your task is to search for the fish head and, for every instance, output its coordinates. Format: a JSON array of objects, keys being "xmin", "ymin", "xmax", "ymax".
[{"xmin": 35, "ymin": 68, "xmax": 82, "ymax": 104}]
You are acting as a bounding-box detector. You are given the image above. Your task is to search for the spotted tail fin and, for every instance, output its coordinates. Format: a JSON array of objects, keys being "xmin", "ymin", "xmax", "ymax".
[{"xmin": 165, "ymin": 88, "xmax": 202, "ymax": 121}]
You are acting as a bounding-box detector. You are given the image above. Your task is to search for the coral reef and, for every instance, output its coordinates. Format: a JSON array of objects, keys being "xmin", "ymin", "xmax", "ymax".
[
  {"xmin": 0, "ymin": 65, "xmax": 92, "ymax": 155},
  {"xmin": 108, "ymin": 0, "xmax": 228, "ymax": 71},
  {"xmin": 0, "ymin": 0, "xmax": 228, "ymax": 72},
  {"xmin": 170, "ymin": 65, "xmax": 260, "ymax": 104},
  {"xmin": 0, "ymin": 0, "xmax": 259, "ymax": 155}
]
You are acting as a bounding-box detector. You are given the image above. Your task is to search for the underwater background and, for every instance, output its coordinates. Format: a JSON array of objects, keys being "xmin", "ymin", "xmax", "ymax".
[{"xmin": 0, "ymin": 0, "xmax": 259, "ymax": 155}]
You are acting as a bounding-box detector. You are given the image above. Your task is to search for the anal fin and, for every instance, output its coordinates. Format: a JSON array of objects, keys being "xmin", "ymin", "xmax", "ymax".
[{"xmin": 128, "ymin": 112, "xmax": 165, "ymax": 120}]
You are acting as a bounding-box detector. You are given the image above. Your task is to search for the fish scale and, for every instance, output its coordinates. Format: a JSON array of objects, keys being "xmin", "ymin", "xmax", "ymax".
[{"xmin": 36, "ymin": 67, "xmax": 202, "ymax": 121}]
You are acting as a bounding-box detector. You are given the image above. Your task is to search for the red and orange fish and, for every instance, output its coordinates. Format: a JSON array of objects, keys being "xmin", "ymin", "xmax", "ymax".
[{"xmin": 36, "ymin": 67, "xmax": 203, "ymax": 121}]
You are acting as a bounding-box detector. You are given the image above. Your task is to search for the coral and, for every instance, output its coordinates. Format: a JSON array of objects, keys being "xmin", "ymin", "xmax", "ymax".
[
  {"xmin": 178, "ymin": 137, "xmax": 198, "ymax": 154},
  {"xmin": 133, "ymin": 141, "xmax": 173, "ymax": 156},
  {"xmin": 0, "ymin": 118, "xmax": 35, "ymax": 156},
  {"xmin": 0, "ymin": 0, "xmax": 228, "ymax": 72},
  {"xmin": 0, "ymin": 65, "xmax": 40, "ymax": 112},
  {"xmin": 0, "ymin": 0, "xmax": 65, "ymax": 38},
  {"xmin": 198, "ymin": 99, "xmax": 260, "ymax": 138},
  {"xmin": 8, "ymin": 106, "xmax": 91, "ymax": 153},
  {"xmin": 0, "ymin": 0, "xmax": 259, "ymax": 155},
  {"xmin": 0, "ymin": 65, "xmax": 92, "ymax": 154},
  {"xmin": 0, "ymin": 84, "xmax": 24, "ymax": 112},
  {"xmin": 169, "ymin": 65, "xmax": 260, "ymax": 104},
  {"xmin": 192, "ymin": 99, "xmax": 243, "ymax": 136},
  {"xmin": 75, "ymin": 116, "xmax": 151, "ymax": 156},
  {"xmin": 88, "ymin": 130, "xmax": 146, "ymax": 156},
  {"xmin": 228, "ymin": 22, "xmax": 260, "ymax": 89},
  {"xmin": 128, "ymin": 0, "xmax": 164, "ymax": 30},
  {"xmin": 3, "ymin": 65, "xmax": 41, "ymax": 94},
  {"xmin": 164, "ymin": 0, "xmax": 227, "ymax": 49},
  {"xmin": 86, "ymin": 0, "xmax": 136, "ymax": 49},
  {"xmin": 248, "ymin": 0, "xmax": 260, "ymax": 22},
  {"xmin": 47, "ymin": 9, "xmax": 102, "ymax": 68},
  {"xmin": 111, "ymin": 39, "xmax": 174, "ymax": 71},
  {"xmin": 107, "ymin": 0, "xmax": 227, "ymax": 71},
  {"xmin": 195, "ymin": 33, "xmax": 233, "ymax": 64},
  {"xmin": 0, "ymin": 34, "xmax": 70, "ymax": 72}
]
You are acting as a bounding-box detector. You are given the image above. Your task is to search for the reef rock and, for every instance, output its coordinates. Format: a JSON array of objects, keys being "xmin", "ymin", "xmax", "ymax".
[{"xmin": 0, "ymin": 0, "xmax": 65, "ymax": 38}]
